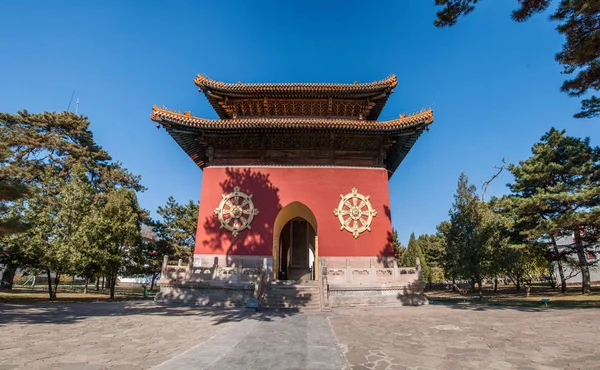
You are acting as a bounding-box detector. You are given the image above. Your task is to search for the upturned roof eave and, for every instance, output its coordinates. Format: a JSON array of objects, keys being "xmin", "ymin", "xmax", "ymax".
[
  {"xmin": 150, "ymin": 107, "xmax": 433, "ymax": 134},
  {"xmin": 194, "ymin": 74, "xmax": 398, "ymax": 96},
  {"xmin": 194, "ymin": 75, "xmax": 399, "ymax": 120}
]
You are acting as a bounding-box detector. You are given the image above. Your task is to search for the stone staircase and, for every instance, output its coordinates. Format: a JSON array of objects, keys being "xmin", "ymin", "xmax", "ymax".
[{"xmin": 261, "ymin": 281, "xmax": 322, "ymax": 311}]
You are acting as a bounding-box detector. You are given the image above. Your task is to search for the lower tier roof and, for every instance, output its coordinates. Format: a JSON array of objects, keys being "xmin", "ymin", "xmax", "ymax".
[{"xmin": 150, "ymin": 107, "xmax": 433, "ymax": 178}]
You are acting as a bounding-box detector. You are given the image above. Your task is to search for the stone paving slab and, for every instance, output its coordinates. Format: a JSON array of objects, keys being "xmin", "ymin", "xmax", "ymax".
[
  {"xmin": 0, "ymin": 301, "xmax": 236, "ymax": 369},
  {"xmin": 152, "ymin": 313, "xmax": 348, "ymax": 370},
  {"xmin": 2, "ymin": 301, "xmax": 600, "ymax": 369},
  {"xmin": 329, "ymin": 304, "xmax": 600, "ymax": 370}
]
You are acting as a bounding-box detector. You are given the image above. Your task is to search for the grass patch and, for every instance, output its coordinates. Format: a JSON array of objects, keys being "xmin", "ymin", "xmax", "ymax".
[{"xmin": 427, "ymin": 287, "xmax": 600, "ymax": 308}]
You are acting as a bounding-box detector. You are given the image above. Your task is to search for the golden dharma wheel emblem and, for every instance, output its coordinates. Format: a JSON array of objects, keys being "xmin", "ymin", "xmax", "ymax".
[
  {"xmin": 214, "ymin": 187, "xmax": 259, "ymax": 237},
  {"xmin": 333, "ymin": 187, "xmax": 377, "ymax": 239}
]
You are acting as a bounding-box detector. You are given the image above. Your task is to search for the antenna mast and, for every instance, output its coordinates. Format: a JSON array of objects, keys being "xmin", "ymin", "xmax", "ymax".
[{"xmin": 67, "ymin": 90, "xmax": 75, "ymax": 112}]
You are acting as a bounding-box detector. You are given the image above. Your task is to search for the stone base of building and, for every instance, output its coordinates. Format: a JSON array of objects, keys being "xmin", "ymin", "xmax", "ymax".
[
  {"xmin": 155, "ymin": 280, "xmax": 256, "ymax": 307},
  {"xmin": 328, "ymin": 282, "xmax": 428, "ymax": 308},
  {"xmin": 156, "ymin": 255, "xmax": 427, "ymax": 310}
]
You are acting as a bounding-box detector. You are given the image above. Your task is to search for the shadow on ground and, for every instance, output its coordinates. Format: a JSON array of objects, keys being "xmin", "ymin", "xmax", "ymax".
[
  {"xmin": 427, "ymin": 297, "xmax": 600, "ymax": 311},
  {"xmin": 0, "ymin": 301, "xmax": 303, "ymax": 326}
]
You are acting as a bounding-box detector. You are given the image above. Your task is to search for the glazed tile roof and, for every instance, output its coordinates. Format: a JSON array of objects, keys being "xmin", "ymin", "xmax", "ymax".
[
  {"xmin": 194, "ymin": 74, "xmax": 398, "ymax": 95},
  {"xmin": 194, "ymin": 75, "xmax": 398, "ymax": 120},
  {"xmin": 150, "ymin": 106, "xmax": 433, "ymax": 133},
  {"xmin": 151, "ymin": 106, "xmax": 433, "ymax": 178}
]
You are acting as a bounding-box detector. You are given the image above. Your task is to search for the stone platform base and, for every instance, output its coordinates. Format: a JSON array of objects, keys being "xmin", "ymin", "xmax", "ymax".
[
  {"xmin": 329, "ymin": 282, "xmax": 428, "ymax": 308},
  {"xmin": 155, "ymin": 281, "xmax": 255, "ymax": 307}
]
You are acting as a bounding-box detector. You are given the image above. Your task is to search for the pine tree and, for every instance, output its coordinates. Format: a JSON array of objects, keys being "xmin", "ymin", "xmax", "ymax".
[
  {"xmin": 402, "ymin": 232, "xmax": 429, "ymax": 282},
  {"xmin": 434, "ymin": 1, "xmax": 600, "ymax": 119},
  {"xmin": 503, "ymin": 128, "xmax": 600, "ymax": 294},
  {"xmin": 95, "ymin": 188, "xmax": 144, "ymax": 300},
  {"xmin": 391, "ymin": 228, "xmax": 406, "ymax": 266},
  {"xmin": 155, "ymin": 196, "xmax": 199, "ymax": 263},
  {"xmin": 441, "ymin": 173, "xmax": 498, "ymax": 295},
  {"xmin": 418, "ymin": 233, "xmax": 445, "ymax": 286},
  {"xmin": 0, "ymin": 110, "xmax": 144, "ymax": 290},
  {"xmin": 0, "ymin": 141, "xmax": 28, "ymax": 236}
]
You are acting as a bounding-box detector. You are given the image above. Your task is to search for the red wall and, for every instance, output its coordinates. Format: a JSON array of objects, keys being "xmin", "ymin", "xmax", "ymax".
[{"xmin": 195, "ymin": 166, "xmax": 394, "ymax": 258}]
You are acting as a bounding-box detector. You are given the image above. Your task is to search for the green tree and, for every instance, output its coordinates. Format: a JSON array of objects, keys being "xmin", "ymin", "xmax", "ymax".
[
  {"xmin": 503, "ymin": 128, "xmax": 600, "ymax": 294},
  {"xmin": 434, "ymin": 0, "xmax": 600, "ymax": 119},
  {"xmin": 391, "ymin": 228, "xmax": 406, "ymax": 266},
  {"xmin": 95, "ymin": 188, "xmax": 144, "ymax": 300},
  {"xmin": 0, "ymin": 142, "xmax": 28, "ymax": 236},
  {"xmin": 442, "ymin": 173, "xmax": 499, "ymax": 296},
  {"xmin": 0, "ymin": 110, "xmax": 144, "ymax": 290},
  {"xmin": 156, "ymin": 196, "xmax": 199, "ymax": 263},
  {"xmin": 418, "ymin": 233, "xmax": 446, "ymax": 287},
  {"xmin": 0, "ymin": 141, "xmax": 29, "ymax": 289},
  {"xmin": 128, "ymin": 228, "xmax": 172, "ymax": 291},
  {"xmin": 19, "ymin": 165, "xmax": 96, "ymax": 300},
  {"xmin": 402, "ymin": 232, "xmax": 429, "ymax": 283}
]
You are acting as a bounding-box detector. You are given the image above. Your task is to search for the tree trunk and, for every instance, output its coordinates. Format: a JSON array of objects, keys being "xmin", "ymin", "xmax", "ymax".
[
  {"xmin": 54, "ymin": 273, "xmax": 61, "ymax": 299},
  {"xmin": 95, "ymin": 277, "xmax": 100, "ymax": 291},
  {"xmin": 0, "ymin": 263, "xmax": 18, "ymax": 290},
  {"xmin": 31, "ymin": 275, "xmax": 36, "ymax": 288},
  {"xmin": 84, "ymin": 278, "xmax": 89, "ymax": 294},
  {"xmin": 551, "ymin": 236, "xmax": 567, "ymax": 293},
  {"xmin": 452, "ymin": 278, "xmax": 456, "ymax": 292},
  {"xmin": 493, "ymin": 278, "xmax": 498, "ymax": 293},
  {"xmin": 470, "ymin": 277, "xmax": 476, "ymax": 293},
  {"xmin": 477, "ymin": 278, "xmax": 483, "ymax": 299},
  {"xmin": 516, "ymin": 279, "xmax": 520, "ymax": 292},
  {"xmin": 574, "ymin": 234, "xmax": 592, "ymax": 294},
  {"xmin": 150, "ymin": 272, "xmax": 158, "ymax": 291},
  {"xmin": 109, "ymin": 276, "xmax": 117, "ymax": 300},
  {"xmin": 546, "ymin": 273, "xmax": 556, "ymax": 289},
  {"xmin": 46, "ymin": 269, "xmax": 55, "ymax": 301},
  {"xmin": 101, "ymin": 276, "xmax": 105, "ymax": 290}
]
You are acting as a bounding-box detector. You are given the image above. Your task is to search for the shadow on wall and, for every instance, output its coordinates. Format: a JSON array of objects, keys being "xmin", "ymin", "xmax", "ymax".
[
  {"xmin": 377, "ymin": 205, "xmax": 394, "ymax": 268},
  {"xmin": 202, "ymin": 168, "xmax": 282, "ymax": 266}
]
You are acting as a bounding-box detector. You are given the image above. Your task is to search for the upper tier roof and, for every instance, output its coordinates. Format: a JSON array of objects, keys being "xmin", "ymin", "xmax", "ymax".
[{"xmin": 194, "ymin": 75, "xmax": 398, "ymax": 121}]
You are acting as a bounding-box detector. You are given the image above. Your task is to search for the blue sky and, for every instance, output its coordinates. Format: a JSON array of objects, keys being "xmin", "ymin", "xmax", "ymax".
[{"xmin": 1, "ymin": 1, "xmax": 598, "ymax": 245}]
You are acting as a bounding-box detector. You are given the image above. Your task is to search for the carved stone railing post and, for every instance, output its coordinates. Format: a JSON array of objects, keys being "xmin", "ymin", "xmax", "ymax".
[
  {"xmin": 237, "ymin": 259, "xmax": 243, "ymax": 281},
  {"xmin": 186, "ymin": 256, "xmax": 193, "ymax": 279},
  {"xmin": 370, "ymin": 258, "xmax": 375, "ymax": 280},
  {"xmin": 345, "ymin": 258, "xmax": 351, "ymax": 283},
  {"xmin": 393, "ymin": 259, "xmax": 399, "ymax": 282},
  {"xmin": 161, "ymin": 255, "xmax": 169, "ymax": 278},
  {"xmin": 416, "ymin": 257, "xmax": 422, "ymax": 281},
  {"xmin": 212, "ymin": 261, "xmax": 219, "ymax": 280},
  {"xmin": 321, "ymin": 265, "xmax": 331, "ymax": 311}
]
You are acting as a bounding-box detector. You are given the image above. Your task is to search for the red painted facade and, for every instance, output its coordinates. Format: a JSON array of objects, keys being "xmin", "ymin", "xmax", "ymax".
[{"xmin": 195, "ymin": 166, "xmax": 394, "ymax": 259}]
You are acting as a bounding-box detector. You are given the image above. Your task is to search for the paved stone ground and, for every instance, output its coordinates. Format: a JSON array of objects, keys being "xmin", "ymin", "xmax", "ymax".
[
  {"xmin": 152, "ymin": 314, "xmax": 346, "ymax": 370},
  {"xmin": 0, "ymin": 302, "xmax": 239, "ymax": 369},
  {"xmin": 1, "ymin": 302, "xmax": 599, "ymax": 369},
  {"xmin": 330, "ymin": 304, "xmax": 600, "ymax": 370}
]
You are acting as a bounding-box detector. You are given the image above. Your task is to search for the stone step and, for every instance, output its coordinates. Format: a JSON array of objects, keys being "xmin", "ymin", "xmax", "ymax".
[
  {"xmin": 262, "ymin": 284, "xmax": 323, "ymax": 311},
  {"xmin": 262, "ymin": 304, "xmax": 320, "ymax": 308}
]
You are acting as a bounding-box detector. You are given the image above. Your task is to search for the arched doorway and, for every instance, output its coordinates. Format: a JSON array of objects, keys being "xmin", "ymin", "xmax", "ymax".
[{"xmin": 272, "ymin": 202, "xmax": 318, "ymax": 281}]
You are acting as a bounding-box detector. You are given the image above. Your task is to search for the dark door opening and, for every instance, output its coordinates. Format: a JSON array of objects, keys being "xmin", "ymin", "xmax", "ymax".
[{"xmin": 278, "ymin": 218, "xmax": 316, "ymax": 281}]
